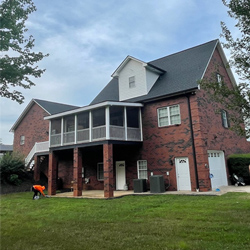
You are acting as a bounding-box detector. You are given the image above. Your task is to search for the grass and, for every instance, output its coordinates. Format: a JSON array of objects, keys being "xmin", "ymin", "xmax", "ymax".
[{"xmin": 1, "ymin": 192, "xmax": 250, "ymax": 250}]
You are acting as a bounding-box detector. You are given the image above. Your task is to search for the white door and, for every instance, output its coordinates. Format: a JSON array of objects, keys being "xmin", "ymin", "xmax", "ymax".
[
  {"xmin": 175, "ymin": 157, "xmax": 191, "ymax": 191},
  {"xmin": 116, "ymin": 161, "xmax": 126, "ymax": 190},
  {"xmin": 208, "ymin": 150, "xmax": 228, "ymax": 190}
]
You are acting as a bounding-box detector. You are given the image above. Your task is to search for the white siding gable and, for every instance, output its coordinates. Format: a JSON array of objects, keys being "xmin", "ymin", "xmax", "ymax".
[
  {"xmin": 119, "ymin": 59, "xmax": 147, "ymax": 101},
  {"xmin": 113, "ymin": 57, "xmax": 162, "ymax": 101}
]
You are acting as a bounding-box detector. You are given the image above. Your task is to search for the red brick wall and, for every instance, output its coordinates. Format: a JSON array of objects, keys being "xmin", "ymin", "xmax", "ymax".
[
  {"xmin": 140, "ymin": 96, "xmax": 196, "ymax": 191},
  {"xmin": 196, "ymin": 47, "xmax": 250, "ymax": 156},
  {"xmin": 13, "ymin": 102, "xmax": 49, "ymax": 157}
]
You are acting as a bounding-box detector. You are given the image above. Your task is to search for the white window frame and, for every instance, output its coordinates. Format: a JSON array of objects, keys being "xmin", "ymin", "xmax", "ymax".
[
  {"xmin": 20, "ymin": 135, "xmax": 25, "ymax": 145},
  {"xmin": 157, "ymin": 105, "xmax": 181, "ymax": 127},
  {"xmin": 97, "ymin": 162, "xmax": 104, "ymax": 181},
  {"xmin": 137, "ymin": 160, "xmax": 148, "ymax": 179},
  {"xmin": 221, "ymin": 110, "xmax": 229, "ymax": 128},
  {"xmin": 129, "ymin": 76, "xmax": 135, "ymax": 88},
  {"xmin": 217, "ymin": 73, "xmax": 222, "ymax": 87}
]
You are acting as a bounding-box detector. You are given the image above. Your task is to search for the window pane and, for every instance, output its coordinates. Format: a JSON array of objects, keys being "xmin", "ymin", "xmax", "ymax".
[
  {"xmin": 138, "ymin": 160, "xmax": 147, "ymax": 179},
  {"xmin": 97, "ymin": 163, "xmax": 104, "ymax": 180},
  {"xmin": 159, "ymin": 117, "xmax": 169, "ymax": 127},
  {"xmin": 159, "ymin": 108, "xmax": 168, "ymax": 118}
]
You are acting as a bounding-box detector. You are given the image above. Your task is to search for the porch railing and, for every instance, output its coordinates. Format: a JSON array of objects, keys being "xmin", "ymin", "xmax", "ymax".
[{"xmin": 50, "ymin": 125, "xmax": 142, "ymax": 147}]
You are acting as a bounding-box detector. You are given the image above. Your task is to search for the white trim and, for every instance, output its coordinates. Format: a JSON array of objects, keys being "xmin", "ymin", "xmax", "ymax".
[{"xmin": 44, "ymin": 101, "xmax": 143, "ymax": 120}]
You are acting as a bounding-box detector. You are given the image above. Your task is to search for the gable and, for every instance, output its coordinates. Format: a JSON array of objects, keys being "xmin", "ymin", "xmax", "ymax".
[
  {"xmin": 91, "ymin": 40, "xmax": 218, "ymax": 105},
  {"xmin": 10, "ymin": 99, "xmax": 80, "ymax": 132}
]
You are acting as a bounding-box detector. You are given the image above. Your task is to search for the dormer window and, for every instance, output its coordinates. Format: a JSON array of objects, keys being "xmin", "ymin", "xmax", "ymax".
[{"xmin": 129, "ymin": 76, "xmax": 135, "ymax": 88}]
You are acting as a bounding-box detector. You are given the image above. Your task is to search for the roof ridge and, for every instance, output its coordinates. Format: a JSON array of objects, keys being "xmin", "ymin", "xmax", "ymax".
[
  {"xmin": 149, "ymin": 39, "xmax": 218, "ymax": 63},
  {"xmin": 34, "ymin": 98, "xmax": 79, "ymax": 107}
]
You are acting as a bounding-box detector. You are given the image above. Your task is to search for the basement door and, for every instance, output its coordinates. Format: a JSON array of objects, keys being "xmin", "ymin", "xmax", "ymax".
[
  {"xmin": 208, "ymin": 150, "xmax": 228, "ymax": 190},
  {"xmin": 175, "ymin": 157, "xmax": 191, "ymax": 191},
  {"xmin": 116, "ymin": 161, "xmax": 126, "ymax": 190}
]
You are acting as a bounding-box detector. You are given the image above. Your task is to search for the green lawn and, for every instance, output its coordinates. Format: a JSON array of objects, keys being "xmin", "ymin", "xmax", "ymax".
[{"xmin": 1, "ymin": 192, "xmax": 250, "ymax": 250}]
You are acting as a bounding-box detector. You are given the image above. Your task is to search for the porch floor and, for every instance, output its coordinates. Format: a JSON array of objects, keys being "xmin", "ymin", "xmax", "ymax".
[{"xmin": 51, "ymin": 185, "xmax": 250, "ymax": 199}]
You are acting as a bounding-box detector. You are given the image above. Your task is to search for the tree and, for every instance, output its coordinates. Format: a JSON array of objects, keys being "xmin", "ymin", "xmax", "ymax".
[
  {"xmin": 0, "ymin": 0, "xmax": 48, "ymax": 104},
  {"xmin": 202, "ymin": 0, "xmax": 250, "ymax": 138}
]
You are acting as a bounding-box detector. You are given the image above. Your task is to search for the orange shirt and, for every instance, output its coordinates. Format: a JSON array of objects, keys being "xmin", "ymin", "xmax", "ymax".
[{"xmin": 33, "ymin": 185, "xmax": 46, "ymax": 196}]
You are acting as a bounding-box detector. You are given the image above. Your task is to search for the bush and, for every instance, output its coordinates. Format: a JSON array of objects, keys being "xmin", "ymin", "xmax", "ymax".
[
  {"xmin": 228, "ymin": 154, "xmax": 250, "ymax": 184},
  {"xmin": 0, "ymin": 152, "xmax": 25, "ymax": 185}
]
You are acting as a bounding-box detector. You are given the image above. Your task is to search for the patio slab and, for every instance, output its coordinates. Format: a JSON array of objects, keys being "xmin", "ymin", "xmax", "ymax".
[{"xmin": 51, "ymin": 185, "xmax": 250, "ymax": 199}]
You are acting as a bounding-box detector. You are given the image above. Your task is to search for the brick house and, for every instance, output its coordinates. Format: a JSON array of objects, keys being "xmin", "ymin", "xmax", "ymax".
[
  {"xmin": 12, "ymin": 40, "xmax": 250, "ymax": 198},
  {"xmin": 10, "ymin": 99, "xmax": 79, "ymax": 176}
]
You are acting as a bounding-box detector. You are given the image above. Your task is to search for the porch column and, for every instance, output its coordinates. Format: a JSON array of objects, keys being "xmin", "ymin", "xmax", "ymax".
[
  {"xmin": 33, "ymin": 155, "xmax": 40, "ymax": 181},
  {"xmin": 73, "ymin": 147, "xmax": 83, "ymax": 196},
  {"xmin": 48, "ymin": 151, "xmax": 57, "ymax": 195},
  {"xmin": 103, "ymin": 143, "xmax": 114, "ymax": 198}
]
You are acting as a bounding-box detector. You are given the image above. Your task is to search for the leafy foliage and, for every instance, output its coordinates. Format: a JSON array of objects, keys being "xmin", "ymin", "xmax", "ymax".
[
  {"xmin": 0, "ymin": 152, "xmax": 25, "ymax": 185},
  {"xmin": 0, "ymin": 0, "xmax": 48, "ymax": 104}
]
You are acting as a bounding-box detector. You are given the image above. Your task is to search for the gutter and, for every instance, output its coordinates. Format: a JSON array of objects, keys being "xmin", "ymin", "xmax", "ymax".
[{"xmin": 186, "ymin": 94, "xmax": 200, "ymax": 191}]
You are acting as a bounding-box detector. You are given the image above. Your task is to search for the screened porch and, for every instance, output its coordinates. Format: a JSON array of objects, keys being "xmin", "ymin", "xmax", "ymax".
[{"xmin": 45, "ymin": 101, "xmax": 144, "ymax": 147}]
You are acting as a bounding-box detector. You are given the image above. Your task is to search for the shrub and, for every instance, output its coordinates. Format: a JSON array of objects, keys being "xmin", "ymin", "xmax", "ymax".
[
  {"xmin": 0, "ymin": 152, "xmax": 25, "ymax": 185},
  {"xmin": 228, "ymin": 154, "xmax": 250, "ymax": 184}
]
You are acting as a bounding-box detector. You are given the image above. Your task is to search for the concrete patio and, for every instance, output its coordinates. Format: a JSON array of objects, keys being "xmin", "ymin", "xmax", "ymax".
[{"xmin": 52, "ymin": 185, "xmax": 250, "ymax": 199}]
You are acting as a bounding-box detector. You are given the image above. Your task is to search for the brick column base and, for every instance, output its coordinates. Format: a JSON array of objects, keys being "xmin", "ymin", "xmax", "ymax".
[
  {"xmin": 48, "ymin": 151, "xmax": 57, "ymax": 195},
  {"xmin": 103, "ymin": 143, "xmax": 114, "ymax": 198},
  {"xmin": 73, "ymin": 148, "xmax": 82, "ymax": 197}
]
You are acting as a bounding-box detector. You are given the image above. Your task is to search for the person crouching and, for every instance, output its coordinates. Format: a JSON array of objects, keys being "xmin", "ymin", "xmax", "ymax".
[{"xmin": 32, "ymin": 185, "xmax": 46, "ymax": 199}]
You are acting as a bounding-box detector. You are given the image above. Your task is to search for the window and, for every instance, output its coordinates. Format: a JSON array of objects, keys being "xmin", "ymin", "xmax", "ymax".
[
  {"xmin": 20, "ymin": 135, "xmax": 25, "ymax": 145},
  {"xmin": 158, "ymin": 105, "xmax": 181, "ymax": 127},
  {"xmin": 217, "ymin": 73, "xmax": 222, "ymax": 87},
  {"xmin": 221, "ymin": 110, "xmax": 229, "ymax": 128},
  {"xmin": 97, "ymin": 163, "xmax": 104, "ymax": 180},
  {"xmin": 129, "ymin": 76, "xmax": 135, "ymax": 88},
  {"xmin": 137, "ymin": 160, "xmax": 148, "ymax": 179}
]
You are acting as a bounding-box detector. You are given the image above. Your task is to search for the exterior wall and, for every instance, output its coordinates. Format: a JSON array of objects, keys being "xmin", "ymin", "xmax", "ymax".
[
  {"xmin": 194, "ymin": 47, "xmax": 250, "ymax": 178},
  {"xmin": 197, "ymin": 48, "xmax": 250, "ymax": 155},
  {"xmin": 13, "ymin": 103, "xmax": 49, "ymax": 157},
  {"xmin": 140, "ymin": 96, "xmax": 197, "ymax": 191}
]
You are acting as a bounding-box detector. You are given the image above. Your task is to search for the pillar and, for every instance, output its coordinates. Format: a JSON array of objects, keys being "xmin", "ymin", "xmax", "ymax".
[
  {"xmin": 33, "ymin": 155, "xmax": 40, "ymax": 181},
  {"xmin": 48, "ymin": 151, "xmax": 57, "ymax": 195},
  {"xmin": 103, "ymin": 143, "xmax": 114, "ymax": 198},
  {"xmin": 73, "ymin": 147, "xmax": 83, "ymax": 196}
]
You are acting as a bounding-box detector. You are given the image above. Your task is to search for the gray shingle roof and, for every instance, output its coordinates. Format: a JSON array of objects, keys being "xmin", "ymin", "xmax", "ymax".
[
  {"xmin": 34, "ymin": 99, "xmax": 79, "ymax": 115},
  {"xmin": 10, "ymin": 99, "xmax": 80, "ymax": 132},
  {"xmin": 91, "ymin": 39, "xmax": 218, "ymax": 104}
]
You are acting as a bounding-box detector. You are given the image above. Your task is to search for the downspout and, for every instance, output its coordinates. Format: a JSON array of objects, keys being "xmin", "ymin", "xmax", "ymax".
[{"xmin": 186, "ymin": 94, "xmax": 199, "ymax": 192}]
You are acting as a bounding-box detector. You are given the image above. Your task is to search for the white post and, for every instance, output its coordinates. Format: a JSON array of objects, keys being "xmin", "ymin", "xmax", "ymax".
[
  {"xmin": 61, "ymin": 117, "xmax": 64, "ymax": 146},
  {"xmin": 106, "ymin": 106, "xmax": 110, "ymax": 140},
  {"xmin": 139, "ymin": 107, "xmax": 143, "ymax": 141},
  {"xmin": 124, "ymin": 106, "xmax": 128, "ymax": 140},
  {"xmin": 49, "ymin": 120, "xmax": 51, "ymax": 147},
  {"xmin": 89, "ymin": 111, "xmax": 92, "ymax": 142},
  {"xmin": 75, "ymin": 115, "xmax": 77, "ymax": 144}
]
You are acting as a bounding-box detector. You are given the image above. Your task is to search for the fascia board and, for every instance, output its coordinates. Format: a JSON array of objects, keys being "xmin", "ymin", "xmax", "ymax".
[{"xmin": 44, "ymin": 101, "xmax": 144, "ymax": 120}]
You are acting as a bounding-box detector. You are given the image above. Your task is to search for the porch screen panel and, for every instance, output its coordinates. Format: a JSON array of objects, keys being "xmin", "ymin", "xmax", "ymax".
[
  {"xmin": 63, "ymin": 115, "xmax": 75, "ymax": 144},
  {"xmin": 77, "ymin": 112, "xmax": 89, "ymax": 142},
  {"xmin": 51, "ymin": 118, "xmax": 61, "ymax": 146}
]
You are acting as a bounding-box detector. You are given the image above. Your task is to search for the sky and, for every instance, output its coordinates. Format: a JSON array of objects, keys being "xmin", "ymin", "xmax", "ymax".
[{"xmin": 0, "ymin": 0, "xmax": 239, "ymax": 145}]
